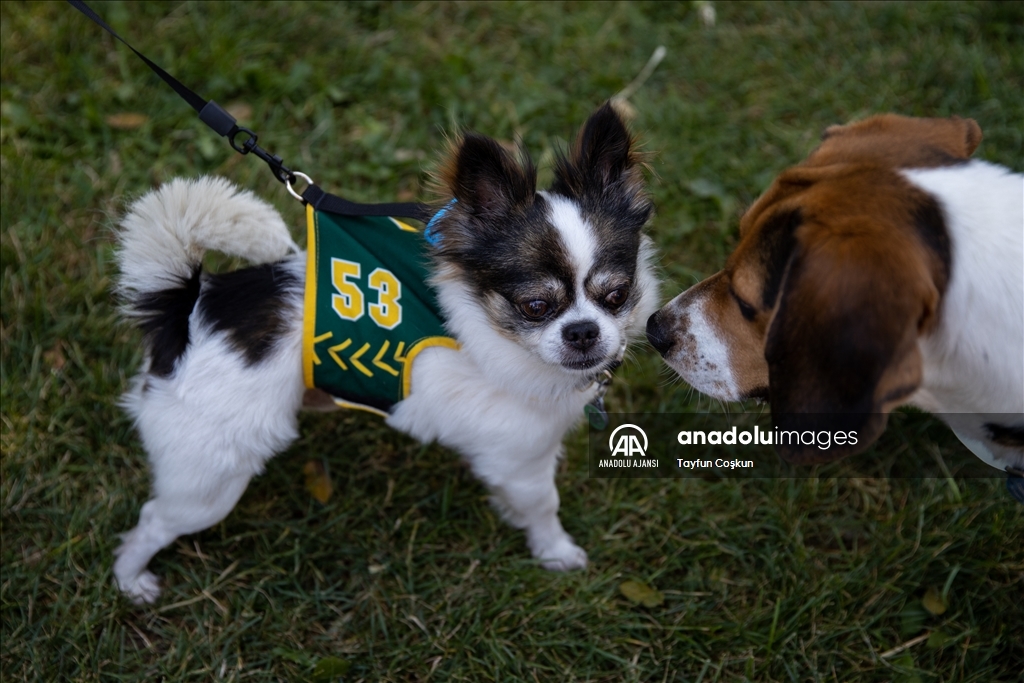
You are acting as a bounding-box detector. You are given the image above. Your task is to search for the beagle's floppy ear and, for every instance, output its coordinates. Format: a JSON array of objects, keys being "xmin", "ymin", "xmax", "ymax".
[
  {"xmin": 765, "ymin": 224, "xmax": 940, "ymax": 464},
  {"xmin": 814, "ymin": 114, "xmax": 983, "ymax": 170},
  {"xmin": 919, "ymin": 115, "xmax": 982, "ymax": 158}
]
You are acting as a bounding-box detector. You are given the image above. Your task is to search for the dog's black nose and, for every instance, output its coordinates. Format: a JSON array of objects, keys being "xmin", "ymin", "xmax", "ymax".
[
  {"xmin": 646, "ymin": 311, "xmax": 674, "ymax": 355},
  {"xmin": 563, "ymin": 321, "xmax": 600, "ymax": 350}
]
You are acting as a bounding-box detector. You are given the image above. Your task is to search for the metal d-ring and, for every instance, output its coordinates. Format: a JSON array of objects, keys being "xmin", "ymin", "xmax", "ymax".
[{"xmin": 286, "ymin": 171, "xmax": 313, "ymax": 202}]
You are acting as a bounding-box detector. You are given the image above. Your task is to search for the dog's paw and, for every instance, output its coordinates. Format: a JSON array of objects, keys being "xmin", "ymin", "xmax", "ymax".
[
  {"xmin": 535, "ymin": 537, "xmax": 589, "ymax": 572},
  {"xmin": 118, "ymin": 570, "xmax": 162, "ymax": 604}
]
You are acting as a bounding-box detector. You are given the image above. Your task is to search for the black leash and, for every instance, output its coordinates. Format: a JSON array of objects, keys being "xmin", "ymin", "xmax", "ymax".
[{"xmin": 66, "ymin": 0, "xmax": 431, "ymax": 222}]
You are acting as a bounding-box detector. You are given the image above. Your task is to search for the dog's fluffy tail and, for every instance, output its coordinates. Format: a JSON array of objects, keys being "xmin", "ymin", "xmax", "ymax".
[{"xmin": 116, "ymin": 176, "xmax": 299, "ymax": 308}]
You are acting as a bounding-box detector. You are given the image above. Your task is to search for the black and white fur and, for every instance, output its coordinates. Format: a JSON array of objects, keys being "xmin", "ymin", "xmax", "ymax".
[{"xmin": 112, "ymin": 104, "xmax": 659, "ymax": 603}]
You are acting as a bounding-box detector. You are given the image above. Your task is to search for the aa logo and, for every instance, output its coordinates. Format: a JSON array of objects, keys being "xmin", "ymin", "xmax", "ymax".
[{"xmin": 608, "ymin": 424, "xmax": 648, "ymax": 458}]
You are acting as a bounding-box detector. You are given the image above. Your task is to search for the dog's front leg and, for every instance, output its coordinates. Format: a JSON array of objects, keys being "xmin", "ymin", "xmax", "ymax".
[{"xmin": 471, "ymin": 447, "xmax": 588, "ymax": 571}]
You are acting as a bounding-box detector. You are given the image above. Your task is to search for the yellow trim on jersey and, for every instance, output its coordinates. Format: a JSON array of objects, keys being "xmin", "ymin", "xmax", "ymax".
[
  {"xmin": 401, "ymin": 336, "xmax": 461, "ymax": 398},
  {"xmin": 390, "ymin": 217, "xmax": 419, "ymax": 233},
  {"xmin": 302, "ymin": 203, "xmax": 319, "ymax": 389},
  {"xmin": 330, "ymin": 397, "xmax": 390, "ymax": 419}
]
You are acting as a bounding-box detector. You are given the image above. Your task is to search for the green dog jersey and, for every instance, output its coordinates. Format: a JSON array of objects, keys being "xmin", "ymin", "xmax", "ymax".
[{"xmin": 302, "ymin": 204, "xmax": 458, "ymax": 417}]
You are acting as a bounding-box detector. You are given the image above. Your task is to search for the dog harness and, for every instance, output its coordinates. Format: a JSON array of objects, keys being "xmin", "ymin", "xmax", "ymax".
[{"xmin": 302, "ymin": 204, "xmax": 458, "ymax": 417}]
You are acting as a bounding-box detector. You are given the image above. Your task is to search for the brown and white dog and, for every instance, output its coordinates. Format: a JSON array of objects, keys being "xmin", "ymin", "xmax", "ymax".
[{"xmin": 646, "ymin": 114, "xmax": 1023, "ymax": 482}]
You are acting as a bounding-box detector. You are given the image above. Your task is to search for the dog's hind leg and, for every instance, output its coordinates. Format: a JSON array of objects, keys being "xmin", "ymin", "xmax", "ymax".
[
  {"xmin": 113, "ymin": 467, "xmax": 252, "ymax": 604},
  {"xmin": 114, "ymin": 302, "xmax": 305, "ymax": 603},
  {"xmin": 114, "ymin": 348, "xmax": 304, "ymax": 603}
]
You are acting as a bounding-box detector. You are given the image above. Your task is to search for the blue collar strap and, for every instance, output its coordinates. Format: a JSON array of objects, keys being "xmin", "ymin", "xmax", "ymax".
[{"xmin": 424, "ymin": 198, "xmax": 457, "ymax": 246}]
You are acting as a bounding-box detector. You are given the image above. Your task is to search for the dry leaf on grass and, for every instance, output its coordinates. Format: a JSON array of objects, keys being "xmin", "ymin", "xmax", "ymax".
[
  {"xmin": 312, "ymin": 656, "xmax": 350, "ymax": 681},
  {"xmin": 105, "ymin": 113, "xmax": 148, "ymax": 129},
  {"xmin": 304, "ymin": 460, "xmax": 333, "ymax": 503},
  {"xmin": 619, "ymin": 580, "xmax": 664, "ymax": 608},
  {"xmin": 921, "ymin": 586, "xmax": 947, "ymax": 616}
]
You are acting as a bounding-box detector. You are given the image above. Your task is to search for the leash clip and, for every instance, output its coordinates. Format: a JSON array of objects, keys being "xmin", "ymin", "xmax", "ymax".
[{"xmin": 228, "ymin": 126, "xmax": 296, "ymax": 185}]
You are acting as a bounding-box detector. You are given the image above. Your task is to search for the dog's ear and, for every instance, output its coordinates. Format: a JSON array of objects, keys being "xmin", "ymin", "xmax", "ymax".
[
  {"xmin": 813, "ymin": 114, "xmax": 983, "ymax": 170},
  {"xmin": 556, "ymin": 102, "xmax": 635, "ymax": 190},
  {"xmin": 765, "ymin": 225, "xmax": 939, "ymax": 464},
  {"xmin": 896, "ymin": 115, "xmax": 982, "ymax": 159},
  {"xmin": 447, "ymin": 133, "xmax": 537, "ymax": 218},
  {"xmin": 551, "ymin": 102, "xmax": 650, "ymax": 228},
  {"xmin": 957, "ymin": 117, "xmax": 983, "ymax": 156}
]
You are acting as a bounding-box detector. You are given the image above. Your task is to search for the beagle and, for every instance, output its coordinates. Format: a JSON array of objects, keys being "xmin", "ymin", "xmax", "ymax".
[{"xmin": 647, "ymin": 114, "xmax": 1023, "ymax": 491}]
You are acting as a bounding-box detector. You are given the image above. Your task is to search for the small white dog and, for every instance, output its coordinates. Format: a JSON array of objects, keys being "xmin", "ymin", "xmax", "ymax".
[{"xmin": 112, "ymin": 104, "xmax": 659, "ymax": 603}]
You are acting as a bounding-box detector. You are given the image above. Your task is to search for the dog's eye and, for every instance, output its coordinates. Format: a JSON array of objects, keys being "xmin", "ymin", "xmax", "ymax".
[
  {"xmin": 604, "ymin": 287, "xmax": 629, "ymax": 308},
  {"xmin": 731, "ymin": 290, "xmax": 757, "ymax": 321},
  {"xmin": 521, "ymin": 300, "xmax": 550, "ymax": 319}
]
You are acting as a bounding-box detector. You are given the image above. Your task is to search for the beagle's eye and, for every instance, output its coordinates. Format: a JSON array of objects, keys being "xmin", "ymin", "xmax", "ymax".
[
  {"xmin": 732, "ymin": 292, "xmax": 757, "ymax": 321},
  {"xmin": 521, "ymin": 300, "xmax": 550, "ymax": 319},
  {"xmin": 603, "ymin": 286, "xmax": 629, "ymax": 308}
]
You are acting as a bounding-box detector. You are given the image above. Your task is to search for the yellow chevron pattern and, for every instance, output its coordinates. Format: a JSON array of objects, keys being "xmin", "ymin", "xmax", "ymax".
[{"xmin": 324, "ymin": 338, "xmax": 411, "ymax": 379}]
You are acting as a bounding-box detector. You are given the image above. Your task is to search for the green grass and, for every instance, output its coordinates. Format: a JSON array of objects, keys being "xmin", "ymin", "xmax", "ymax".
[{"xmin": 3, "ymin": 1, "xmax": 1023, "ymax": 681}]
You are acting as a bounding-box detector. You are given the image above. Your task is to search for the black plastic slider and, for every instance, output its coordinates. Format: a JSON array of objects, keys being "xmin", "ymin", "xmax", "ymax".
[{"xmin": 198, "ymin": 100, "xmax": 238, "ymax": 137}]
